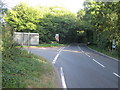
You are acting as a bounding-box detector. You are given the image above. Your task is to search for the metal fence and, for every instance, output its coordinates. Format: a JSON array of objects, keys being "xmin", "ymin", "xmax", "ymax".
[{"xmin": 13, "ymin": 32, "xmax": 39, "ymax": 46}]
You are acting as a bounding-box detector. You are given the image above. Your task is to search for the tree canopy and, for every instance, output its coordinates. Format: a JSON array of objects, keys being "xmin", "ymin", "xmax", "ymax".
[
  {"xmin": 77, "ymin": 1, "xmax": 120, "ymax": 58},
  {"xmin": 4, "ymin": 1, "xmax": 120, "ymax": 58},
  {"xmin": 77, "ymin": 1, "xmax": 120, "ymax": 49},
  {"xmin": 4, "ymin": 3, "xmax": 81, "ymax": 43}
]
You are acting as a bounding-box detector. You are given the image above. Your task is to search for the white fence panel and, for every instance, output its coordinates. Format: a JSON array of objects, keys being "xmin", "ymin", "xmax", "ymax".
[{"xmin": 14, "ymin": 32, "xmax": 39, "ymax": 46}]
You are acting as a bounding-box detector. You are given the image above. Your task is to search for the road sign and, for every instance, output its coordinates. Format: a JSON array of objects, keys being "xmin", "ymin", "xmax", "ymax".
[
  {"xmin": 112, "ymin": 39, "xmax": 116, "ymax": 49},
  {"xmin": 112, "ymin": 39, "xmax": 115, "ymax": 45},
  {"xmin": 55, "ymin": 34, "xmax": 59, "ymax": 43}
]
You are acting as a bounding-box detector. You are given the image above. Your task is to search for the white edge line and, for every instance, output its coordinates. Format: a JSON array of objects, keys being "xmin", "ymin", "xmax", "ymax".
[
  {"xmin": 93, "ymin": 59, "xmax": 105, "ymax": 67},
  {"xmin": 60, "ymin": 67, "xmax": 67, "ymax": 88},
  {"xmin": 77, "ymin": 46, "xmax": 84, "ymax": 53},
  {"xmin": 85, "ymin": 53, "xmax": 90, "ymax": 57},
  {"xmin": 52, "ymin": 47, "xmax": 65, "ymax": 64},
  {"xmin": 86, "ymin": 54, "xmax": 90, "ymax": 57},
  {"xmin": 113, "ymin": 72, "xmax": 120, "ymax": 78},
  {"xmin": 77, "ymin": 46, "xmax": 82, "ymax": 50},
  {"xmin": 57, "ymin": 47, "xmax": 62, "ymax": 51}
]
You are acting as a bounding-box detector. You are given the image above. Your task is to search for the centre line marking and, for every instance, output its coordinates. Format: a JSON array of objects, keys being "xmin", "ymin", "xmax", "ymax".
[
  {"xmin": 93, "ymin": 59, "xmax": 105, "ymax": 67},
  {"xmin": 60, "ymin": 67, "xmax": 67, "ymax": 88},
  {"xmin": 52, "ymin": 47, "xmax": 65, "ymax": 64},
  {"xmin": 113, "ymin": 72, "xmax": 120, "ymax": 78}
]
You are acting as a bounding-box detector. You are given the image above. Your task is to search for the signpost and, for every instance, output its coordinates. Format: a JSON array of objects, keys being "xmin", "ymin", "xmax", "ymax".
[
  {"xmin": 55, "ymin": 34, "xmax": 59, "ymax": 43},
  {"xmin": 112, "ymin": 39, "xmax": 116, "ymax": 50}
]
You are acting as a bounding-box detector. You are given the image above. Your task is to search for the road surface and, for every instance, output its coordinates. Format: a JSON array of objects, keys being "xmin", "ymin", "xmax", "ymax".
[{"xmin": 26, "ymin": 44, "xmax": 119, "ymax": 88}]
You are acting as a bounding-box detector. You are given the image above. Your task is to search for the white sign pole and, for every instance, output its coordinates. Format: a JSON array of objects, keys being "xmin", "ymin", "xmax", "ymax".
[{"xmin": 112, "ymin": 39, "xmax": 116, "ymax": 50}]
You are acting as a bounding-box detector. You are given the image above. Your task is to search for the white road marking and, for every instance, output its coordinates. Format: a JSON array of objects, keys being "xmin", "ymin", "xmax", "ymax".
[
  {"xmin": 113, "ymin": 72, "xmax": 120, "ymax": 78},
  {"xmin": 85, "ymin": 53, "xmax": 90, "ymax": 57},
  {"xmin": 82, "ymin": 50, "xmax": 84, "ymax": 53},
  {"xmin": 52, "ymin": 53, "xmax": 59, "ymax": 64},
  {"xmin": 57, "ymin": 47, "xmax": 63, "ymax": 51},
  {"xmin": 60, "ymin": 67, "xmax": 67, "ymax": 88},
  {"xmin": 92, "ymin": 59, "xmax": 105, "ymax": 67},
  {"xmin": 52, "ymin": 47, "xmax": 65, "ymax": 64},
  {"xmin": 77, "ymin": 46, "xmax": 84, "ymax": 53},
  {"xmin": 78, "ymin": 46, "xmax": 105, "ymax": 67}
]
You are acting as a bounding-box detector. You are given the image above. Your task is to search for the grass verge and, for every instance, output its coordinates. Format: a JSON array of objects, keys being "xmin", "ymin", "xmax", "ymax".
[
  {"xmin": 16, "ymin": 43, "xmax": 64, "ymax": 48},
  {"xmin": 2, "ymin": 26, "xmax": 58, "ymax": 88},
  {"xmin": 38, "ymin": 43, "xmax": 64, "ymax": 47},
  {"xmin": 2, "ymin": 49, "xmax": 58, "ymax": 88},
  {"xmin": 88, "ymin": 45, "xmax": 119, "ymax": 60}
]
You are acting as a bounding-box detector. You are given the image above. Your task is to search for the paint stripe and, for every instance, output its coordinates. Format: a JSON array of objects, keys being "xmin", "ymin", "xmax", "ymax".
[
  {"xmin": 113, "ymin": 72, "xmax": 120, "ymax": 78},
  {"xmin": 93, "ymin": 59, "xmax": 105, "ymax": 67},
  {"xmin": 60, "ymin": 67, "xmax": 67, "ymax": 88},
  {"xmin": 52, "ymin": 53, "xmax": 59, "ymax": 64},
  {"xmin": 57, "ymin": 47, "xmax": 63, "ymax": 51},
  {"xmin": 77, "ymin": 46, "xmax": 84, "ymax": 53},
  {"xmin": 52, "ymin": 47, "xmax": 65, "ymax": 64},
  {"xmin": 81, "ymin": 50, "xmax": 84, "ymax": 53},
  {"xmin": 85, "ymin": 53, "xmax": 90, "ymax": 57}
]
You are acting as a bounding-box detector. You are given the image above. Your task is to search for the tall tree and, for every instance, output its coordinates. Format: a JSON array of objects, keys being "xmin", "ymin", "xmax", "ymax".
[
  {"xmin": 4, "ymin": 3, "xmax": 40, "ymax": 32},
  {"xmin": 77, "ymin": 1, "xmax": 119, "ymax": 48},
  {"xmin": 4, "ymin": 4, "xmax": 80, "ymax": 43}
]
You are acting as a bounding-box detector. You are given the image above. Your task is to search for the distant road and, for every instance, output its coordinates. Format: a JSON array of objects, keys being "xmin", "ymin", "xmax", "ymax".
[{"xmin": 26, "ymin": 44, "xmax": 119, "ymax": 88}]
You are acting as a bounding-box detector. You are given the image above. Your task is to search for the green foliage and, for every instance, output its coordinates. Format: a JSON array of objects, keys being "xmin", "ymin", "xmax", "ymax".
[
  {"xmin": 2, "ymin": 25, "xmax": 57, "ymax": 88},
  {"xmin": 38, "ymin": 42, "xmax": 64, "ymax": 47},
  {"xmin": 85, "ymin": 2, "xmax": 119, "ymax": 47},
  {"xmin": 4, "ymin": 3, "xmax": 40, "ymax": 32},
  {"xmin": 4, "ymin": 4, "xmax": 80, "ymax": 44},
  {"xmin": 2, "ymin": 26, "xmax": 18, "ymax": 61},
  {"xmin": 117, "ymin": 46, "xmax": 120, "ymax": 60},
  {"xmin": 77, "ymin": 0, "xmax": 120, "ymax": 59},
  {"xmin": 3, "ymin": 49, "xmax": 56, "ymax": 88},
  {"xmin": 88, "ymin": 45, "xmax": 119, "ymax": 60},
  {"xmin": 77, "ymin": 1, "xmax": 120, "ymax": 59},
  {"xmin": 37, "ymin": 6, "xmax": 80, "ymax": 43}
]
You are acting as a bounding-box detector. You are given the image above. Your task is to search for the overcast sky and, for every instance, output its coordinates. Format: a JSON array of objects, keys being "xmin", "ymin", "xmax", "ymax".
[{"xmin": 4, "ymin": 0, "xmax": 84, "ymax": 13}]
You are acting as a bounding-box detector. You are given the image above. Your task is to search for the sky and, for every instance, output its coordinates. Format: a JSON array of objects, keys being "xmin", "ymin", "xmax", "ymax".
[{"xmin": 4, "ymin": 0, "xmax": 84, "ymax": 13}]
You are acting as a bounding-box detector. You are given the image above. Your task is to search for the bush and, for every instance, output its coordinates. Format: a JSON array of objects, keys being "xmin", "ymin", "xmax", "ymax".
[
  {"xmin": 117, "ymin": 45, "xmax": 120, "ymax": 60},
  {"xmin": 2, "ymin": 25, "xmax": 59, "ymax": 88},
  {"xmin": 2, "ymin": 25, "xmax": 57, "ymax": 88},
  {"xmin": 2, "ymin": 25, "xmax": 18, "ymax": 61}
]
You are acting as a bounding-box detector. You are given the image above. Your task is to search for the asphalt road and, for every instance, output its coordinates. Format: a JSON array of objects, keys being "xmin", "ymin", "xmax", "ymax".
[{"xmin": 26, "ymin": 44, "xmax": 119, "ymax": 88}]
